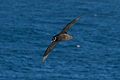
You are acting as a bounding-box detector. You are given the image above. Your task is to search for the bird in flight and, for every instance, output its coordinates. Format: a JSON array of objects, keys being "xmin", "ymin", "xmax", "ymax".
[{"xmin": 42, "ymin": 16, "xmax": 80, "ymax": 63}]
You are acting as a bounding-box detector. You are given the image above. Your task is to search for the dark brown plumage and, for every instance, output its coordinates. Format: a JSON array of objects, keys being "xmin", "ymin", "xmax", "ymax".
[{"xmin": 42, "ymin": 16, "xmax": 80, "ymax": 63}]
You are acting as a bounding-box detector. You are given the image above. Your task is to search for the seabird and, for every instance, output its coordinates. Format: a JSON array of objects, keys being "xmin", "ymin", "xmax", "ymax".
[{"xmin": 42, "ymin": 16, "xmax": 80, "ymax": 63}]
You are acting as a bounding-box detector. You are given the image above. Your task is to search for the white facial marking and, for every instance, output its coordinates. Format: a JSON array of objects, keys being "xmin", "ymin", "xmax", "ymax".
[{"xmin": 54, "ymin": 37, "xmax": 56, "ymax": 41}]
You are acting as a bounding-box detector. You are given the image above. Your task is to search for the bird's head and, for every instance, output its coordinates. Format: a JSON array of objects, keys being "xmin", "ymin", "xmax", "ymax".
[{"xmin": 52, "ymin": 36, "xmax": 57, "ymax": 42}]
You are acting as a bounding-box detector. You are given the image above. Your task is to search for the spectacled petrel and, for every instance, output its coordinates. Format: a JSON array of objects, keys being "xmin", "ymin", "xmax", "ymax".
[{"xmin": 42, "ymin": 16, "xmax": 80, "ymax": 63}]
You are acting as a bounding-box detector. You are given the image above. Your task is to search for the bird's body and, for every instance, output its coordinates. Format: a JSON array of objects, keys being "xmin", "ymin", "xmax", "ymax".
[
  {"xmin": 53, "ymin": 33, "xmax": 73, "ymax": 41},
  {"xmin": 42, "ymin": 16, "xmax": 80, "ymax": 63}
]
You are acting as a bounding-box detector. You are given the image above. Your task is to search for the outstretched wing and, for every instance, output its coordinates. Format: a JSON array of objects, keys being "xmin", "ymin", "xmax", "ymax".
[
  {"xmin": 60, "ymin": 16, "xmax": 80, "ymax": 33},
  {"xmin": 42, "ymin": 41, "xmax": 58, "ymax": 63}
]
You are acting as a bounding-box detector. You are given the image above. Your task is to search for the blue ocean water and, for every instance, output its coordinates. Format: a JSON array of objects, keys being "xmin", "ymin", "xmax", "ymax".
[{"xmin": 0, "ymin": 0, "xmax": 120, "ymax": 80}]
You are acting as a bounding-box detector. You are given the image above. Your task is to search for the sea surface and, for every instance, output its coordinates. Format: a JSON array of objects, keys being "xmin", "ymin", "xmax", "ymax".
[{"xmin": 0, "ymin": 0, "xmax": 120, "ymax": 80}]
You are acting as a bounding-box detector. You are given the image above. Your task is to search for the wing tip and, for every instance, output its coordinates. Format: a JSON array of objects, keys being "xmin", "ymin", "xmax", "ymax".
[
  {"xmin": 42, "ymin": 55, "xmax": 48, "ymax": 64},
  {"xmin": 76, "ymin": 16, "xmax": 80, "ymax": 21}
]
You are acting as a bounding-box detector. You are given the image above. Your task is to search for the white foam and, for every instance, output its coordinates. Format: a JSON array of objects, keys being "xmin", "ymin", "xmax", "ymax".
[
  {"xmin": 94, "ymin": 14, "xmax": 97, "ymax": 17},
  {"xmin": 76, "ymin": 45, "xmax": 80, "ymax": 48}
]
